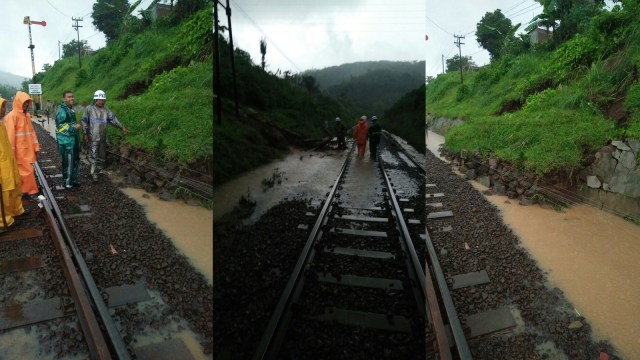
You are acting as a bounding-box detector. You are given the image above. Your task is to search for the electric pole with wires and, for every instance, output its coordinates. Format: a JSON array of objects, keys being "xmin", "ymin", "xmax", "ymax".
[
  {"xmin": 454, "ymin": 34, "xmax": 465, "ymax": 84},
  {"xmin": 72, "ymin": 17, "xmax": 83, "ymax": 68}
]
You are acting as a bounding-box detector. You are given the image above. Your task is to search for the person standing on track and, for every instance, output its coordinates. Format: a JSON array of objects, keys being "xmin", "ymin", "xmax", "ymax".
[
  {"xmin": 0, "ymin": 98, "xmax": 27, "ymax": 229},
  {"xmin": 353, "ymin": 115, "xmax": 369, "ymax": 158},
  {"xmin": 334, "ymin": 117, "xmax": 347, "ymax": 150},
  {"xmin": 82, "ymin": 90, "xmax": 128, "ymax": 181},
  {"xmin": 55, "ymin": 91, "xmax": 81, "ymax": 189},
  {"xmin": 4, "ymin": 91, "xmax": 41, "ymax": 197},
  {"xmin": 368, "ymin": 115, "xmax": 382, "ymax": 160}
]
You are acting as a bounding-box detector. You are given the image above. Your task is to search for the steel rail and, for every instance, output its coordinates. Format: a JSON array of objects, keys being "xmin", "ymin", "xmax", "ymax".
[
  {"xmin": 252, "ymin": 145, "xmax": 354, "ymax": 360},
  {"xmin": 34, "ymin": 162, "xmax": 131, "ymax": 359},
  {"xmin": 41, "ymin": 198, "xmax": 113, "ymax": 359},
  {"xmin": 423, "ymin": 203, "xmax": 472, "ymax": 356},
  {"xmin": 377, "ymin": 158, "xmax": 428, "ymax": 310}
]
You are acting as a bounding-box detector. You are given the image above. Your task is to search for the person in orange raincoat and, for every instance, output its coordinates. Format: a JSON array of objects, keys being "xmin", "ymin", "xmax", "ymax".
[
  {"xmin": 0, "ymin": 97, "xmax": 27, "ymax": 228},
  {"xmin": 4, "ymin": 91, "xmax": 41, "ymax": 196},
  {"xmin": 352, "ymin": 115, "xmax": 369, "ymax": 158}
]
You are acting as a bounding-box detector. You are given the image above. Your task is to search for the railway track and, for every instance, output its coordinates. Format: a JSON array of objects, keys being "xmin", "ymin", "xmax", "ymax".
[
  {"xmin": 424, "ymin": 148, "xmax": 618, "ymax": 359},
  {"xmin": 0, "ymin": 123, "xmax": 212, "ymax": 359},
  {"xmin": 252, "ymin": 136, "xmax": 426, "ymax": 359}
]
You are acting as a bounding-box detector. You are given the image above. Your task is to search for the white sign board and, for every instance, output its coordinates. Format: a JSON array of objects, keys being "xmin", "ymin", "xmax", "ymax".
[{"xmin": 28, "ymin": 84, "xmax": 42, "ymax": 95}]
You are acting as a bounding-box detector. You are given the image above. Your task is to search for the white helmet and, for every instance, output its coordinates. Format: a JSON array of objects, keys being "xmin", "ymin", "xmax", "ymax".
[
  {"xmin": 371, "ymin": 116, "xmax": 378, "ymax": 121},
  {"xmin": 93, "ymin": 90, "xmax": 106, "ymax": 100},
  {"xmin": 335, "ymin": 117, "xmax": 341, "ymax": 122},
  {"xmin": 360, "ymin": 115, "xmax": 367, "ymax": 121}
]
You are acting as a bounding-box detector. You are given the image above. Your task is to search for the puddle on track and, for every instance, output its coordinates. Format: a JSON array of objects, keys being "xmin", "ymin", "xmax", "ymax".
[
  {"xmin": 213, "ymin": 148, "xmax": 349, "ymax": 224},
  {"xmin": 428, "ymin": 130, "xmax": 640, "ymax": 359},
  {"xmin": 120, "ymin": 188, "xmax": 213, "ymax": 285}
]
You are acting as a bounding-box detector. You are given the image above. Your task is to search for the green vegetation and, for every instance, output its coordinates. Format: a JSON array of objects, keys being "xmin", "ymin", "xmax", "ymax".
[
  {"xmin": 214, "ymin": 35, "xmax": 360, "ymax": 186},
  {"xmin": 383, "ymin": 84, "xmax": 426, "ymax": 153},
  {"xmin": 427, "ymin": 0, "xmax": 640, "ymax": 175},
  {"xmin": 35, "ymin": 5, "xmax": 212, "ymax": 168},
  {"xmin": 305, "ymin": 61, "xmax": 425, "ymax": 116}
]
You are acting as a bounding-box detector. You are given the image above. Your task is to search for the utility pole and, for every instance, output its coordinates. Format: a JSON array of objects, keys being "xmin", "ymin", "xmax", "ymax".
[
  {"xmin": 58, "ymin": 40, "xmax": 61, "ymax": 60},
  {"xmin": 72, "ymin": 17, "xmax": 83, "ymax": 68},
  {"xmin": 441, "ymin": 54, "xmax": 444, "ymax": 74},
  {"xmin": 454, "ymin": 34, "xmax": 465, "ymax": 84},
  {"xmin": 224, "ymin": 0, "xmax": 239, "ymax": 117},
  {"xmin": 214, "ymin": 1, "xmax": 222, "ymax": 124}
]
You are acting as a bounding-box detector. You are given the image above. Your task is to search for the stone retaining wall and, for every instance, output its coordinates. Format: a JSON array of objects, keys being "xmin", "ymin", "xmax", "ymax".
[
  {"xmin": 106, "ymin": 144, "xmax": 208, "ymax": 206},
  {"xmin": 431, "ymin": 116, "xmax": 640, "ymax": 221}
]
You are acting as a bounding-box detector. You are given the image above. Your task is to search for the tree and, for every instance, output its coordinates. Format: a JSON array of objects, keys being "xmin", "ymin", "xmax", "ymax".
[
  {"xmin": 446, "ymin": 55, "xmax": 477, "ymax": 73},
  {"xmin": 92, "ymin": 0, "xmax": 130, "ymax": 42},
  {"xmin": 62, "ymin": 40, "xmax": 92, "ymax": 58},
  {"xmin": 174, "ymin": 0, "xmax": 209, "ymax": 22},
  {"xmin": 476, "ymin": 9, "xmax": 514, "ymax": 60},
  {"xmin": 533, "ymin": 0, "xmax": 604, "ymax": 44},
  {"xmin": 259, "ymin": 37, "xmax": 267, "ymax": 70}
]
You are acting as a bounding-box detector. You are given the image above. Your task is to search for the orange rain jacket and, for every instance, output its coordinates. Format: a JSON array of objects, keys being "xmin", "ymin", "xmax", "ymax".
[
  {"xmin": 0, "ymin": 98, "xmax": 26, "ymax": 226},
  {"xmin": 4, "ymin": 91, "xmax": 40, "ymax": 165},
  {"xmin": 353, "ymin": 118, "xmax": 369, "ymax": 146}
]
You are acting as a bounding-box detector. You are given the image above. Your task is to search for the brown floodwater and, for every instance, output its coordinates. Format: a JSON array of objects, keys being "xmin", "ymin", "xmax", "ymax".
[
  {"xmin": 23, "ymin": 120, "xmax": 214, "ymax": 359},
  {"xmin": 120, "ymin": 188, "xmax": 213, "ymax": 285},
  {"xmin": 213, "ymin": 148, "xmax": 348, "ymax": 223},
  {"xmin": 428, "ymin": 130, "xmax": 640, "ymax": 359}
]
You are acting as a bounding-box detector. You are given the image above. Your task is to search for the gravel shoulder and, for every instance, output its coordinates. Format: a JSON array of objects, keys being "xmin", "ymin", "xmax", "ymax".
[{"xmin": 425, "ymin": 149, "xmax": 619, "ymax": 360}]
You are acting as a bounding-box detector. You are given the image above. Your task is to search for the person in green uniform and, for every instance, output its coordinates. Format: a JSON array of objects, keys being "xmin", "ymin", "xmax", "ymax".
[{"xmin": 55, "ymin": 90, "xmax": 81, "ymax": 189}]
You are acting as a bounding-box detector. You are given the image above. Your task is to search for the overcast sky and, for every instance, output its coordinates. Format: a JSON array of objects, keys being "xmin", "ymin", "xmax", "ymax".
[
  {"xmin": 425, "ymin": 0, "xmax": 544, "ymax": 78},
  {"xmin": 224, "ymin": 0, "xmax": 427, "ymax": 74},
  {"xmin": 1, "ymin": 0, "xmax": 155, "ymax": 80}
]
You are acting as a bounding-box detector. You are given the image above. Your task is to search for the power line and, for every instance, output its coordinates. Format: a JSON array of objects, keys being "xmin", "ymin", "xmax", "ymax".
[
  {"xmin": 230, "ymin": 0, "xmax": 302, "ymax": 72},
  {"xmin": 44, "ymin": 0, "xmax": 71, "ymax": 18},
  {"xmin": 426, "ymin": 16, "xmax": 452, "ymax": 36}
]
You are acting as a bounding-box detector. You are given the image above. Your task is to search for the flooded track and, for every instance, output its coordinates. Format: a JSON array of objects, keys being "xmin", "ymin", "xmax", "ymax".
[
  {"xmin": 427, "ymin": 129, "xmax": 639, "ymax": 359},
  {"xmin": 0, "ymin": 120, "xmax": 213, "ymax": 360},
  {"xmin": 214, "ymin": 135, "xmax": 427, "ymax": 359}
]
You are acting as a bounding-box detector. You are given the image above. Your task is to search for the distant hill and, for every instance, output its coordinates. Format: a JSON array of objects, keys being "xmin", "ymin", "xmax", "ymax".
[
  {"xmin": 0, "ymin": 70, "xmax": 28, "ymax": 88},
  {"xmin": 304, "ymin": 61, "xmax": 425, "ymax": 115}
]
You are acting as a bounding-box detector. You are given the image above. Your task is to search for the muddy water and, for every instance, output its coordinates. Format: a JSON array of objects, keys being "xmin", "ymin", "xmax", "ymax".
[
  {"xmin": 120, "ymin": 188, "xmax": 213, "ymax": 285},
  {"xmin": 26, "ymin": 120, "xmax": 213, "ymax": 359},
  {"xmin": 427, "ymin": 130, "xmax": 640, "ymax": 359},
  {"xmin": 213, "ymin": 148, "xmax": 348, "ymax": 223}
]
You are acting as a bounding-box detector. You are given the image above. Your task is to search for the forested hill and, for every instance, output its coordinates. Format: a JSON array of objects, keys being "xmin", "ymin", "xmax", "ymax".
[
  {"xmin": 0, "ymin": 70, "xmax": 27, "ymax": 88},
  {"xmin": 214, "ymin": 40, "xmax": 426, "ymax": 186},
  {"xmin": 305, "ymin": 61, "xmax": 425, "ymax": 115},
  {"xmin": 305, "ymin": 61, "xmax": 425, "ymax": 90}
]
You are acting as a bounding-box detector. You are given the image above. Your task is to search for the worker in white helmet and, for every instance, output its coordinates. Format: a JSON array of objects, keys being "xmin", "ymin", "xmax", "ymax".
[{"xmin": 81, "ymin": 90, "xmax": 129, "ymax": 181}]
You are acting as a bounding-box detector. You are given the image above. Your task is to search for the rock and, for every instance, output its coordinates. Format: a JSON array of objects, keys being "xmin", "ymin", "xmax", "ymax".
[
  {"xmin": 586, "ymin": 176, "xmax": 601, "ymax": 188},
  {"xmin": 627, "ymin": 139, "xmax": 640, "ymax": 155},
  {"xmin": 618, "ymin": 150, "xmax": 637, "ymax": 170},
  {"xmin": 495, "ymin": 182, "xmax": 506, "ymax": 195},
  {"xmin": 466, "ymin": 169, "xmax": 477, "ymax": 180},
  {"xmin": 568, "ymin": 321, "xmax": 583, "ymax": 329},
  {"xmin": 127, "ymin": 173, "xmax": 142, "ymax": 187},
  {"xmin": 611, "ymin": 140, "xmax": 631, "ymax": 151},
  {"xmin": 477, "ymin": 175, "xmax": 490, "ymax": 188},
  {"xmin": 159, "ymin": 189, "xmax": 176, "ymax": 201}
]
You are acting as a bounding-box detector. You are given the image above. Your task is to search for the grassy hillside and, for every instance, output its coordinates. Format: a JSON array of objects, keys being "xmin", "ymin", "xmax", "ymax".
[
  {"xmin": 427, "ymin": 1, "xmax": 640, "ymax": 175},
  {"xmin": 214, "ymin": 36, "xmax": 360, "ymax": 186},
  {"xmin": 35, "ymin": 7, "xmax": 212, "ymax": 170}
]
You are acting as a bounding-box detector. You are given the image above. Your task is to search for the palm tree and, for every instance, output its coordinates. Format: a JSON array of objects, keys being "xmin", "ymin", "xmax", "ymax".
[{"xmin": 260, "ymin": 37, "xmax": 267, "ymax": 70}]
